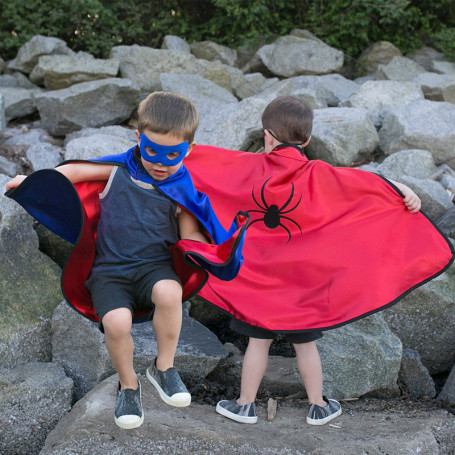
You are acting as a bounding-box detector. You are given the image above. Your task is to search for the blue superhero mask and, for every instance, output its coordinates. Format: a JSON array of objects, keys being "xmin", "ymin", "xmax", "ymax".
[{"xmin": 139, "ymin": 134, "xmax": 189, "ymax": 166}]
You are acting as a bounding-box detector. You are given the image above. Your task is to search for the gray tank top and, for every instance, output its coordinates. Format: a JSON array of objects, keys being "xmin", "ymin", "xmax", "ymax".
[{"xmin": 91, "ymin": 166, "xmax": 179, "ymax": 275}]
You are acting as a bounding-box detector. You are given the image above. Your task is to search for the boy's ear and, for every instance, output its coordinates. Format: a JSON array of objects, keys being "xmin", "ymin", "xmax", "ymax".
[
  {"xmin": 302, "ymin": 135, "xmax": 311, "ymax": 148},
  {"xmin": 186, "ymin": 141, "xmax": 196, "ymax": 157},
  {"xmin": 135, "ymin": 130, "xmax": 140, "ymax": 143}
]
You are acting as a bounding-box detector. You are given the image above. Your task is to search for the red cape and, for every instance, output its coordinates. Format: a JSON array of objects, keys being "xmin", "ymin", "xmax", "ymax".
[{"xmin": 185, "ymin": 145, "xmax": 454, "ymax": 333}]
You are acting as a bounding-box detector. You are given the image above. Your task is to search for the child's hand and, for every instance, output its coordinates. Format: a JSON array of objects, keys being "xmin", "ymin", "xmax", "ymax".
[
  {"xmin": 388, "ymin": 179, "xmax": 421, "ymax": 213},
  {"xmin": 400, "ymin": 186, "xmax": 421, "ymax": 213},
  {"xmin": 6, "ymin": 175, "xmax": 27, "ymax": 191}
]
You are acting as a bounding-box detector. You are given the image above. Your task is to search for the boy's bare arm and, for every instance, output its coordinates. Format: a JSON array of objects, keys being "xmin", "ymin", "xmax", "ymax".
[
  {"xmin": 178, "ymin": 209, "xmax": 208, "ymax": 243},
  {"xmin": 388, "ymin": 179, "xmax": 421, "ymax": 214},
  {"xmin": 6, "ymin": 163, "xmax": 113, "ymax": 191}
]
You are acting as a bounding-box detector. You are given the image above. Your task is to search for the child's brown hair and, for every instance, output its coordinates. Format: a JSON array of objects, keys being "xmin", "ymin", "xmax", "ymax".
[
  {"xmin": 138, "ymin": 91, "xmax": 199, "ymax": 142},
  {"xmin": 261, "ymin": 96, "xmax": 313, "ymax": 145}
]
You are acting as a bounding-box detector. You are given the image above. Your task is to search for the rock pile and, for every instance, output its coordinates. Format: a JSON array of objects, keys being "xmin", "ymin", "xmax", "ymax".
[{"xmin": 0, "ymin": 31, "xmax": 454, "ymax": 454}]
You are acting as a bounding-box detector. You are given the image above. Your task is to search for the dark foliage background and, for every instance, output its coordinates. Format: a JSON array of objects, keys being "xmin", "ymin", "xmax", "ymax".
[{"xmin": 1, "ymin": 0, "xmax": 454, "ymax": 62}]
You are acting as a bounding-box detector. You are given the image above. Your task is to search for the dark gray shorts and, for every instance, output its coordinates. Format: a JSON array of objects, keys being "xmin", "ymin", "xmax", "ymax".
[
  {"xmin": 86, "ymin": 262, "xmax": 182, "ymax": 323},
  {"xmin": 230, "ymin": 318, "xmax": 323, "ymax": 344}
]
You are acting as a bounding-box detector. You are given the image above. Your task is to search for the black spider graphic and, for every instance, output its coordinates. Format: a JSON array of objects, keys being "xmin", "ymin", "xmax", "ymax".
[{"xmin": 247, "ymin": 177, "xmax": 302, "ymax": 243}]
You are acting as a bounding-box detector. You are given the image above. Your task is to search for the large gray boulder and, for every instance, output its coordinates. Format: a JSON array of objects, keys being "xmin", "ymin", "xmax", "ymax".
[
  {"xmin": 0, "ymin": 71, "xmax": 37, "ymax": 89},
  {"xmin": 438, "ymin": 361, "xmax": 455, "ymax": 407},
  {"xmin": 161, "ymin": 35, "xmax": 191, "ymax": 53},
  {"xmin": 0, "ymin": 362, "xmax": 73, "ymax": 455},
  {"xmin": 64, "ymin": 124, "xmax": 136, "ymax": 146},
  {"xmin": 110, "ymin": 44, "xmax": 243, "ymax": 94},
  {"xmin": 29, "ymin": 54, "xmax": 120, "ymax": 89},
  {"xmin": 313, "ymin": 314, "xmax": 402, "ymax": 399},
  {"xmin": 307, "ymin": 107, "xmax": 379, "ymax": 166},
  {"xmin": 256, "ymin": 35, "xmax": 344, "ymax": 77},
  {"xmin": 378, "ymin": 99, "xmax": 455, "ymax": 167},
  {"xmin": 407, "ymin": 46, "xmax": 445, "ymax": 71},
  {"xmin": 195, "ymin": 97, "xmax": 266, "ymax": 150},
  {"xmin": 198, "ymin": 59, "xmax": 244, "ymax": 93},
  {"xmin": 52, "ymin": 302, "xmax": 228, "ymax": 401},
  {"xmin": 7, "ymin": 35, "xmax": 74, "ymax": 74},
  {"xmin": 65, "ymin": 132, "xmax": 136, "ymax": 161},
  {"xmin": 39, "ymin": 374, "xmax": 455, "ymax": 455},
  {"xmin": 412, "ymin": 72, "xmax": 455, "ymax": 103},
  {"xmin": 0, "ymin": 155, "xmax": 20, "ymax": 176},
  {"xmin": 0, "ymin": 174, "xmax": 62, "ymax": 368},
  {"xmin": 110, "ymin": 45, "xmax": 202, "ymax": 92},
  {"xmin": 34, "ymin": 78, "xmax": 140, "ymax": 136},
  {"xmin": 3, "ymin": 129, "xmax": 63, "ymax": 171},
  {"xmin": 318, "ymin": 73, "xmax": 360, "ymax": 106},
  {"xmin": 0, "ymin": 87, "xmax": 40, "ymax": 122},
  {"xmin": 375, "ymin": 149, "xmax": 438, "ymax": 181},
  {"xmin": 376, "ymin": 56, "xmax": 426, "ymax": 82},
  {"xmin": 384, "ymin": 268, "xmax": 455, "ymax": 375},
  {"xmin": 399, "ymin": 348, "xmax": 436, "ymax": 399},
  {"xmin": 341, "ymin": 80, "xmax": 423, "ymax": 127},
  {"xmin": 357, "ymin": 41, "xmax": 402, "ymax": 75},
  {"xmin": 432, "ymin": 60, "xmax": 455, "ymax": 75},
  {"xmin": 159, "ymin": 73, "xmax": 264, "ymax": 150},
  {"xmin": 254, "ymin": 76, "xmax": 331, "ymax": 107},
  {"xmin": 233, "ymin": 72, "xmax": 279, "ymax": 99},
  {"xmin": 190, "ymin": 41, "xmax": 237, "ymax": 66}
]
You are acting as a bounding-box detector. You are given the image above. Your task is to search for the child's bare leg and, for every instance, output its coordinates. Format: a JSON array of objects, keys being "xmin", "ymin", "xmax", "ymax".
[
  {"xmin": 103, "ymin": 308, "xmax": 137, "ymax": 390},
  {"xmin": 293, "ymin": 341, "xmax": 326, "ymax": 407},
  {"xmin": 151, "ymin": 279, "xmax": 183, "ymax": 371},
  {"xmin": 238, "ymin": 337, "xmax": 273, "ymax": 405}
]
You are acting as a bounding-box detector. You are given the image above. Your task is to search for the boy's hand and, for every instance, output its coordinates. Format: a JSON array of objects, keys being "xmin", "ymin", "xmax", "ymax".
[
  {"xmin": 6, "ymin": 175, "xmax": 27, "ymax": 191},
  {"xmin": 402, "ymin": 188, "xmax": 421, "ymax": 213},
  {"xmin": 388, "ymin": 179, "xmax": 421, "ymax": 213}
]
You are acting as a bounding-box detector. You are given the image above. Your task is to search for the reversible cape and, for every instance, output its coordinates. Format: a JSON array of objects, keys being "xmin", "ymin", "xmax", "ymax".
[
  {"xmin": 184, "ymin": 145, "xmax": 455, "ymax": 333},
  {"xmin": 5, "ymin": 147, "xmax": 249, "ymax": 323}
]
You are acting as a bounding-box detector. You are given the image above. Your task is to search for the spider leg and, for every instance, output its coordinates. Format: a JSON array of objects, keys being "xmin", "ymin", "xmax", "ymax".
[
  {"xmin": 281, "ymin": 216, "xmax": 302, "ymax": 233},
  {"xmin": 247, "ymin": 210, "xmax": 267, "ymax": 214},
  {"xmin": 281, "ymin": 195, "xmax": 302, "ymax": 214},
  {"xmin": 251, "ymin": 186, "xmax": 266, "ymax": 211},
  {"xmin": 277, "ymin": 182, "xmax": 295, "ymax": 212},
  {"xmin": 260, "ymin": 177, "xmax": 272, "ymax": 210},
  {"xmin": 246, "ymin": 218, "xmax": 265, "ymax": 230},
  {"xmin": 278, "ymin": 222, "xmax": 292, "ymax": 244}
]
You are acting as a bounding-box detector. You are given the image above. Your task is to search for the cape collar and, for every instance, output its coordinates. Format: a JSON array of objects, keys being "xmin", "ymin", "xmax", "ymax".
[{"xmin": 269, "ymin": 146, "xmax": 310, "ymax": 164}]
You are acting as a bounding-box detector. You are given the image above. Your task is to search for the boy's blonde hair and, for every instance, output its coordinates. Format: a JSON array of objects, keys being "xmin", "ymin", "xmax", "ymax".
[
  {"xmin": 261, "ymin": 96, "xmax": 313, "ymax": 144},
  {"xmin": 138, "ymin": 91, "xmax": 199, "ymax": 142}
]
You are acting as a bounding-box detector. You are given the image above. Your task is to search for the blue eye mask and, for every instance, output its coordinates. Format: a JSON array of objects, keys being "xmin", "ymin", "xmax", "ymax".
[{"xmin": 139, "ymin": 134, "xmax": 189, "ymax": 166}]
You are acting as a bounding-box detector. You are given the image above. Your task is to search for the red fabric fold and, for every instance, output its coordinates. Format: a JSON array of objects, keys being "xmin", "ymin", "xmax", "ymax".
[{"xmin": 184, "ymin": 145, "xmax": 454, "ymax": 332}]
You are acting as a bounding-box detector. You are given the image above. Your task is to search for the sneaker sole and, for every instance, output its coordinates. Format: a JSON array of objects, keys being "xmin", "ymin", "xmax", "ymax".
[
  {"xmin": 146, "ymin": 369, "xmax": 191, "ymax": 407},
  {"xmin": 216, "ymin": 402, "xmax": 258, "ymax": 424},
  {"xmin": 115, "ymin": 413, "xmax": 144, "ymax": 430},
  {"xmin": 306, "ymin": 408, "xmax": 342, "ymax": 426}
]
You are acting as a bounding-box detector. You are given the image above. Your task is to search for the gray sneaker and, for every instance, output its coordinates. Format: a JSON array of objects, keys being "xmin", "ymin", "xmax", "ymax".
[
  {"xmin": 146, "ymin": 358, "xmax": 191, "ymax": 407},
  {"xmin": 216, "ymin": 399, "xmax": 257, "ymax": 424},
  {"xmin": 114, "ymin": 381, "xmax": 144, "ymax": 429},
  {"xmin": 307, "ymin": 396, "xmax": 341, "ymax": 425}
]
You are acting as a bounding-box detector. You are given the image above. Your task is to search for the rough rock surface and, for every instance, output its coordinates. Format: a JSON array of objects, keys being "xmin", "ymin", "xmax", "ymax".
[
  {"xmin": 39, "ymin": 374, "xmax": 455, "ymax": 455},
  {"xmin": 0, "ymin": 361, "xmax": 73, "ymax": 455}
]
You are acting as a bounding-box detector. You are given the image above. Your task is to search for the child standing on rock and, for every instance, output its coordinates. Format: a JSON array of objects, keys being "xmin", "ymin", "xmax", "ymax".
[{"xmin": 183, "ymin": 96, "xmax": 428, "ymax": 426}]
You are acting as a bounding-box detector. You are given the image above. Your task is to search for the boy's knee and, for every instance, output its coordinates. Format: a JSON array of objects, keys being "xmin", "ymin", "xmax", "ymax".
[
  {"xmin": 102, "ymin": 308, "xmax": 132, "ymax": 336},
  {"xmin": 152, "ymin": 280, "xmax": 182, "ymax": 308}
]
